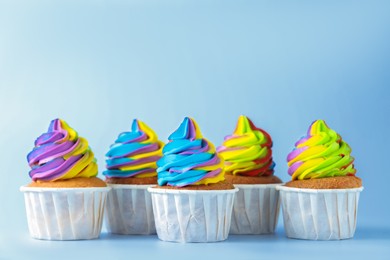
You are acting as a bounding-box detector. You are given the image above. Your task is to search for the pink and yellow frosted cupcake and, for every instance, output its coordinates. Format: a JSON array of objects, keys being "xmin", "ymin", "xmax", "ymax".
[
  {"xmin": 148, "ymin": 117, "xmax": 238, "ymax": 243},
  {"xmin": 103, "ymin": 119, "xmax": 164, "ymax": 235},
  {"xmin": 218, "ymin": 115, "xmax": 282, "ymax": 234},
  {"xmin": 277, "ymin": 119, "xmax": 363, "ymax": 240},
  {"xmin": 20, "ymin": 119, "xmax": 109, "ymax": 240}
]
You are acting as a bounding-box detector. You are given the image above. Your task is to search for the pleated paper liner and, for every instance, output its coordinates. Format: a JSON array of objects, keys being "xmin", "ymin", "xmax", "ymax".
[
  {"xmin": 20, "ymin": 186, "xmax": 110, "ymax": 240},
  {"xmin": 148, "ymin": 187, "xmax": 238, "ymax": 243},
  {"xmin": 105, "ymin": 184, "xmax": 156, "ymax": 235},
  {"xmin": 230, "ymin": 183, "xmax": 282, "ymax": 234},
  {"xmin": 277, "ymin": 185, "xmax": 363, "ymax": 240}
]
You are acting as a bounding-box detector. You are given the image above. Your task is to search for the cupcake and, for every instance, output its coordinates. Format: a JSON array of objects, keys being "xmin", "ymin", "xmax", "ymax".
[
  {"xmin": 217, "ymin": 115, "xmax": 282, "ymax": 234},
  {"xmin": 20, "ymin": 119, "xmax": 110, "ymax": 240},
  {"xmin": 103, "ymin": 119, "xmax": 164, "ymax": 235},
  {"xmin": 148, "ymin": 117, "xmax": 238, "ymax": 243},
  {"xmin": 277, "ymin": 119, "xmax": 363, "ymax": 240}
]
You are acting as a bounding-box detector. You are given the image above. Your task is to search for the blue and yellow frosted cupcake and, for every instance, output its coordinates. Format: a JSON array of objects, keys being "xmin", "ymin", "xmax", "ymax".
[
  {"xmin": 103, "ymin": 119, "xmax": 163, "ymax": 235},
  {"xmin": 277, "ymin": 119, "xmax": 363, "ymax": 240},
  {"xmin": 148, "ymin": 117, "xmax": 237, "ymax": 242},
  {"xmin": 218, "ymin": 115, "xmax": 282, "ymax": 234}
]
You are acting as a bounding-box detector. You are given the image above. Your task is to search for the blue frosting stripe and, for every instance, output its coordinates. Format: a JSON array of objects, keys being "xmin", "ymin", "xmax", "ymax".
[
  {"xmin": 106, "ymin": 157, "xmax": 134, "ymax": 168},
  {"xmin": 104, "ymin": 169, "xmax": 149, "ymax": 177},
  {"xmin": 157, "ymin": 169, "xmax": 207, "ymax": 186},
  {"xmin": 106, "ymin": 143, "xmax": 149, "ymax": 157},
  {"xmin": 115, "ymin": 132, "xmax": 143, "ymax": 143},
  {"xmin": 162, "ymin": 139, "xmax": 202, "ymax": 154},
  {"xmin": 157, "ymin": 153, "xmax": 213, "ymax": 172}
]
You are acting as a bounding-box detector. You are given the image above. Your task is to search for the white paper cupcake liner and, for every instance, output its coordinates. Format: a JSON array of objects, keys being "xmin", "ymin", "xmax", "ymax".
[
  {"xmin": 230, "ymin": 183, "xmax": 282, "ymax": 234},
  {"xmin": 20, "ymin": 186, "xmax": 110, "ymax": 240},
  {"xmin": 104, "ymin": 184, "xmax": 156, "ymax": 235},
  {"xmin": 276, "ymin": 185, "xmax": 364, "ymax": 240},
  {"xmin": 148, "ymin": 187, "xmax": 238, "ymax": 243}
]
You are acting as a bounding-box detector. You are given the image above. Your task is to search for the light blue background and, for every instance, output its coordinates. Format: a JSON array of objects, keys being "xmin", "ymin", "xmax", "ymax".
[{"xmin": 0, "ymin": 0, "xmax": 389, "ymax": 259}]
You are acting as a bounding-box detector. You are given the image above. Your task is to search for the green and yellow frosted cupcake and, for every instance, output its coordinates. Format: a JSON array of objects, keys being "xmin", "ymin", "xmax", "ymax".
[
  {"xmin": 277, "ymin": 119, "xmax": 363, "ymax": 240},
  {"xmin": 218, "ymin": 115, "xmax": 282, "ymax": 234}
]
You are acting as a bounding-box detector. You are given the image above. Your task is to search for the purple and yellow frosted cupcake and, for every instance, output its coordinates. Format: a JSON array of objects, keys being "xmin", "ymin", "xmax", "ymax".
[
  {"xmin": 20, "ymin": 119, "xmax": 109, "ymax": 240},
  {"xmin": 148, "ymin": 117, "xmax": 238, "ymax": 243},
  {"xmin": 218, "ymin": 115, "xmax": 282, "ymax": 234},
  {"xmin": 103, "ymin": 119, "xmax": 164, "ymax": 235},
  {"xmin": 277, "ymin": 119, "xmax": 363, "ymax": 240}
]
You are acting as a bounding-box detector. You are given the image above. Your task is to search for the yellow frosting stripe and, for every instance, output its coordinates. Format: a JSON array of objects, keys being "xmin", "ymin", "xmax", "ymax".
[
  {"xmin": 220, "ymin": 146, "xmax": 268, "ymax": 162},
  {"xmin": 134, "ymin": 172, "xmax": 157, "ymax": 178},
  {"xmin": 194, "ymin": 169, "xmax": 226, "ymax": 185},
  {"xmin": 138, "ymin": 120, "xmax": 158, "ymax": 144},
  {"xmin": 131, "ymin": 145, "xmax": 163, "ymax": 160},
  {"xmin": 56, "ymin": 150, "xmax": 97, "ymax": 180},
  {"xmin": 120, "ymin": 161, "xmax": 157, "ymax": 171},
  {"xmin": 60, "ymin": 119, "xmax": 78, "ymax": 141},
  {"xmin": 189, "ymin": 117, "xmax": 203, "ymax": 139}
]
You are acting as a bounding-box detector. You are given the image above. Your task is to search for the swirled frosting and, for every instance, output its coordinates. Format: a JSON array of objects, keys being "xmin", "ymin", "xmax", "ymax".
[
  {"xmin": 103, "ymin": 119, "xmax": 163, "ymax": 178},
  {"xmin": 287, "ymin": 119, "xmax": 356, "ymax": 180},
  {"xmin": 27, "ymin": 119, "xmax": 98, "ymax": 182},
  {"xmin": 217, "ymin": 115, "xmax": 275, "ymax": 177},
  {"xmin": 157, "ymin": 117, "xmax": 225, "ymax": 187}
]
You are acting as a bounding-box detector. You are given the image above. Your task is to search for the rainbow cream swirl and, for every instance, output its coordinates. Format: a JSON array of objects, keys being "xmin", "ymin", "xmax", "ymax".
[
  {"xmin": 27, "ymin": 119, "xmax": 98, "ymax": 182},
  {"xmin": 287, "ymin": 119, "xmax": 356, "ymax": 180},
  {"xmin": 157, "ymin": 117, "xmax": 225, "ymax": 187},
  {"xmin": 103, "ymin": 119, "xmax": 164, "ymax": 178},
  {"xmin": 217, "ymin": 115, "xmax": 275, "ymax": 177}
]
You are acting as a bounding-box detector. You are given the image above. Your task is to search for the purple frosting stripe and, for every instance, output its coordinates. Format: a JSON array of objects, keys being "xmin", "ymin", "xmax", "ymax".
[
  {"xmin": 29, "ymin": 155, "xmax": 82, "ymax": 181},
  {"xmin": 192, "ymin": 168, "xmax": 222, "ymax": 183},
  {"xmin": 287, "ymin": 146, "xmax": 308, "ymax": 162},
  {"xmin": 288, "ymin": 161, "xmax": 304, "ymax": 176},
  {"xmin": 107, "ymin": 156, "xmax": 161, "ymax": 169},
  {"xmin": 180, "ymin": 142, "xmax": 209, "ymax": 155},
  {"xmin": 28, "ymin": 140, "xmax": 79, "ymax": 166},
  {"xmin": 35, "ymin": 132, "xmax": 65, "ymax": 146},
  {"xmin": 295, "ymin": 136, "xmax": 309, "ymax": 147}
]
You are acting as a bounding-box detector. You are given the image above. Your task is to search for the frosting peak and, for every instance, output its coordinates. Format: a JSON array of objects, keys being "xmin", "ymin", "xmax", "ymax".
[
  {"xmin": 287, "ymin": 119, "xmax": 356, "ymax": 180},
  {"xmin": 103, "ymin": 119, "xmax": 163, "ymax": 179},
  {"xmin": 168, "ymin": 116, "xmax": 202, "ymax": 141},
  {"xmin": 218, "ymin": 115, "xmax": 275, "ymax": 177},
  {"xmin": 27, "ymin": 119, "xmax": 98, "ymax": 182},
  {"xmin": 157, "ymin": 117, "xmax": 225, "ymax": 187}
]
